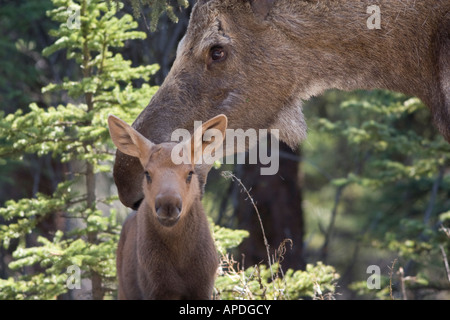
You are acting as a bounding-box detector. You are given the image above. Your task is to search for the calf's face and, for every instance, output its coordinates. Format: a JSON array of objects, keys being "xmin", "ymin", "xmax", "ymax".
[
  {"xmin": 109, "ymin": 114, "xmax": 228, "ymax": 223},
  {"xmin": 140, "ymin": 144, "xmax": 197, "ymax": 227}
]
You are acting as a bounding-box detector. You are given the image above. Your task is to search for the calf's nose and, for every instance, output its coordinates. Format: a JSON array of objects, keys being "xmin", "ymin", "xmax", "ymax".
[{"xmin": 155, "ymin": 194, "xmax": 182, "ymax": 227}]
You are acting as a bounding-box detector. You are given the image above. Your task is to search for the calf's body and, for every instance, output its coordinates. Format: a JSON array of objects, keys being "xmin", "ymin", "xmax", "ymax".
[
  {"xmin": 109, "ymin": 115, "xmax": 228, "ymax": 300},
  {"xmin": 117, "ymin": 201, "xmax": 217, "ymax": 299}
]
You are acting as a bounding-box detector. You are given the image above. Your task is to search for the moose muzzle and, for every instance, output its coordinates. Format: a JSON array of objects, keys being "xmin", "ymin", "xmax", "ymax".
[{"xmin": 155, "ymin": 194, "xmax": 182, "ymax": 227}]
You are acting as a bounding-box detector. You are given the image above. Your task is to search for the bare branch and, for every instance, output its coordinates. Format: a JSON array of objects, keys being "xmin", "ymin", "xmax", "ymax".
[
  {"xmin": 320, "ymin": 185, "xmax": 345, "ymax": 262},
  {"xmin": 439, "ymin": 245, "xmax": 450, "ymax": 284},
  {"xmin": 221, "ymin": 171, "xmax": 274, "ymax": 282},
  {"xmin": 389, "ymin": 258, "xmax": 397, "ymax": 300}
]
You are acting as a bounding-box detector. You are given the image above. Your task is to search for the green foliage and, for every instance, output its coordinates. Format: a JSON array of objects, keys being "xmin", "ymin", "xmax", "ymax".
[
  {"xmin": 212, "ymin": 222, "xmax": 249, "ymax": 255},
  {"xmin": 215, "ymin": 257, "xmax": 339, "ymax": 300},
  {"xmin": 317, "ymin": 96, "xmax": 449, "ymax": 186},
  {"xmin": 348, "ymin": 276, "xmax": 391, "ymax": 300},
  {"xmin": 303, "ymin": 89, "xmax": 450, "ymax": 299},
  {"xmin": 0, "ymin": 182, "xmax": 73, "ymax": 250},
  {"xmin": 110, "ymin": 0, "xmax": 189, "ymax": 31},
  {"xmin": 0, "ymin": 0, "xmax": 54, "ymax": 114},
  {"xmin": 0, "ymin": 0, "xmax": 158, "ymax": 299},
  {"xmin": 212, "ymin": 224, "xmax": 339, "ymax": 300}
]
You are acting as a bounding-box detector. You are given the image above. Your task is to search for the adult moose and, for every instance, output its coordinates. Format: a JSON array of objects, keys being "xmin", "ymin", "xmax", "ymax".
[{"xmin": 114, "ymin": 0, "xmax": 450, "ymax": 210}]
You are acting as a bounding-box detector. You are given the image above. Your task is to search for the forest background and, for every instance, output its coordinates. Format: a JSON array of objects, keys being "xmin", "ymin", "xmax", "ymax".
[{"xmin": 0, "ymin": 0, "xmax": 449, "ymax": 300}]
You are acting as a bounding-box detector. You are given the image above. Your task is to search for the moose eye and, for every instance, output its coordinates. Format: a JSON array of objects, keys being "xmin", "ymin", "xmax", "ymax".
[
  {"xmin": 186, "ymin": 171, "xmax": 194, "ymax": 183},
  {"xmin": 144, "ymin": 171, "xmax": 152, "ymax": 183},
  {"xmin": 210, "ymin": 46, "xmax": 226, "ymax": 62}
]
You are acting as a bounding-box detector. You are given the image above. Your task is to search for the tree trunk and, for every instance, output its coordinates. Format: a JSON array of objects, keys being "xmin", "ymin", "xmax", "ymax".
[{"xmin": 234, "ymin": 141, "xmax": 305, "ymax": 270}]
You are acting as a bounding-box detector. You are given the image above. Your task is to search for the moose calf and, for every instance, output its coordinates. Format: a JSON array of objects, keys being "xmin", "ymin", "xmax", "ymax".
[{"xmin": 108, "ymin": 114, "xmax": 227, "ymax": 300}]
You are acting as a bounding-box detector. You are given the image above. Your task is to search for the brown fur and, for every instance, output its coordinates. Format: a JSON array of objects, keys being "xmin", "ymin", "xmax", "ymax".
[
  {"xmin": 114, "ymin": 0, "xmax": 450, "ymax": 209},
  {"xmin": 109, "ymin": 115, "xmax": 228, "ymax": 299}
]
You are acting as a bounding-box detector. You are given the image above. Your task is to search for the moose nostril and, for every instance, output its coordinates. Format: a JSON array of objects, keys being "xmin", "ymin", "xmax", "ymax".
[
  {"xmin": 155, "ymin": 196, "xmax": 162, "ymax": 213},
  {"xmin": 175, "ymin": 197, "xmax": 182, "ymax": 213},
  {"xmin": 155, "ymin": 194, "xmax": 182, "ymax": 217}
]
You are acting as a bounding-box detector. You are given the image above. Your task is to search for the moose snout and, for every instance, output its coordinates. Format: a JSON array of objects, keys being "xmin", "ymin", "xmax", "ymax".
[{"xmin": 154, "ymin": 194, "xmax": 182, "ymax": 227}]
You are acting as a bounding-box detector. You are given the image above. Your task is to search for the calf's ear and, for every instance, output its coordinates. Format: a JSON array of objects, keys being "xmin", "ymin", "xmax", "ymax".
[
  {"xmin": 108, "ymin": 115, "xmax": 155, "ymax": 164},
  {"xmin": 190, "ymin": 114, "xmax": 228, "ymax": 165}
]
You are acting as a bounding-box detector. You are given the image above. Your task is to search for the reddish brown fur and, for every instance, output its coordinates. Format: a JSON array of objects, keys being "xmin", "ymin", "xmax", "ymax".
[
  {"xmin": 109, "ymin": 115, "xmax": 227, "ymax": 299},
  {"xmin": 114, "ymin": 0, "xmax": 450, "ymax": 209}
]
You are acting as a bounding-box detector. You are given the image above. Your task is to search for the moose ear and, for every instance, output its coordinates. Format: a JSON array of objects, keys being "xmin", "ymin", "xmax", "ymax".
[
  {"xmin": 108, "ymin": 115, "xmax": 154, "ymax": 162},
  {"xmin": 249, "ymin": 0, "xmax": 275, "ymax": 20},
  {"xmin": 190, "ymin": 114, "xmax": 228, "ymax": 165}
]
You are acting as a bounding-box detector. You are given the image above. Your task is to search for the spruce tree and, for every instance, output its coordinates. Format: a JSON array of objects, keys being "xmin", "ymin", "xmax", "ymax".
[{"xmin": 0, "ymin": 0, "xmax": 158, "ymax": 299}]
